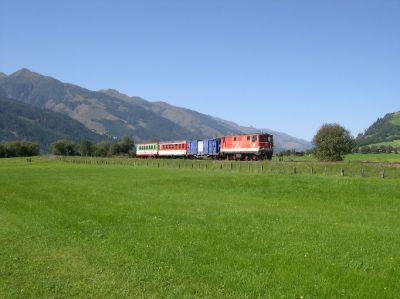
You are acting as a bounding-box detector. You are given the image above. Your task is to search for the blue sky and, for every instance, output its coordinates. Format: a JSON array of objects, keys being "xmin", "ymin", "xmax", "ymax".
[{"xmin": 1, "ymin": 0, "xmax": 399, "ymax": 140}]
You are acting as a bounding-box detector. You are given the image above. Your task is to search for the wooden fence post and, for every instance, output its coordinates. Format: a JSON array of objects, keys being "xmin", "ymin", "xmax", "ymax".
[
  {"xmin": 360, "ymin": 168, "xmax": 365, "ymax": 177},
  {"xmin": 340, "ymin": 168, "xmax": 344, "ymax": 176},
  {"xmin": 293, "ymin": 167, "xmax": 296, "ymax": 174},
  {"xmin": 310, "ymin": 167, "xmax": 314, "ymax": 174},
  {"xmin": 380, "ymin": 170, "xmax": 385, "ymax": 179}
]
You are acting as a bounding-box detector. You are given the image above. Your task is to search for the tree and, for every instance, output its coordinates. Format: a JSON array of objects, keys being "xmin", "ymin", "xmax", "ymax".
[
  {"xmin": 50, "ymin": 139, "xmax": 77, "ymax": 156},
  {"xmin": 93, "ymin": 140, "xmax": 112, "ymax": 157},
  {"xmin": 378, "ymin": 145, "xmax": 387, "ymax": 153},
  {"xmin": 370, "ymin": 145, "xmax": 378, "ymax": 153},
  {"xmin": 360, "ymin": 146, "xmax": 371, "ymax": 154},
  {"xmin": 111, "ymin": 136, "xmax": 134, "ymax": 156},
  {"xmin": 0, "ymin": 144, "xmax": 5, "ymax": 158},
  {"xmin": 312, "ymin": 123, "xmax": 355, "ymax": 161},
  {"xmin": 79, "ymin": 139, "xmax": 93, "ymax": 156}
]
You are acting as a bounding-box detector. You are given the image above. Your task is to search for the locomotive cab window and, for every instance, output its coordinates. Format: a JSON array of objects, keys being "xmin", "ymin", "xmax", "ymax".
[
  {"xmin": 252, "ymin": 135, "xmax": 257, "ymax": 142},
  {"xmin": 247, "ymin": 136, "xmax": 250, "ymax": 141}
]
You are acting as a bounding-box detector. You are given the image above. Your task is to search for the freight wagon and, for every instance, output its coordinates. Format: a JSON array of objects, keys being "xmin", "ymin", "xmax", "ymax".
[{"xmin": 187, "ymin": 139, "xmax": 220, "ymax": 158}]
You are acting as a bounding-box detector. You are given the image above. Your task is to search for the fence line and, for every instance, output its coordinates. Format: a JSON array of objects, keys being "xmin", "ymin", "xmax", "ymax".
[{"xmin": 57, "ymin": 156, "xmax": 400, "ymax": 179}]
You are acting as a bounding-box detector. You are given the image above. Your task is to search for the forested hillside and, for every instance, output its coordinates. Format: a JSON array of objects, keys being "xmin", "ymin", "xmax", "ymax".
[
  {"xmin": 0, "ymin": 97, "xmax": 104, "ymax": 149},
  {"xmin": 356, "ymin": 112, "xmax": 400, "ymax": 146}
]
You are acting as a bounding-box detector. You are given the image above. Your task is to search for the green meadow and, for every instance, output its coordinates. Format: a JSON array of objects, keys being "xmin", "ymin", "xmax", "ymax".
[
  {"xmin": 1, "ymin": 157, "xmax": 400, "ymax": 298},
  {"xmin": 274, "ymin": 153, "xmax": 400, "ymax": 163}
]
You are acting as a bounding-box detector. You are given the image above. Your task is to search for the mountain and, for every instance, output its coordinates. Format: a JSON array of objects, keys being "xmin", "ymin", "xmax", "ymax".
[
  {"xmin": 99, "ymin": 89, "xmax": 247, "ymax": 140},
  {"xmin": 0, "ymin": 69, "xmax": 195, "ymax": 141},
  {"xmin": 0, "ymin": 96, "xmax": 104, "ymax": 150},
  {"xmin": 99, "ymin": 89, "xmax": 312, "ymax": 151},
  {"xmin": 356, "ymin": 112, "xmax": 400, "ymax": 146},
  {"xmin": 0, "ymin": 68, "xmax": 312, "ymax": 151}
]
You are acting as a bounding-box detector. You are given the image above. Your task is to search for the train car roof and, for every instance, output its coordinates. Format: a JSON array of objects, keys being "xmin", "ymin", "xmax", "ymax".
[
  {"xmin": 158, "ymin": 140, "xmax": 187, "ymax": 144},
  {"xmin": 221, "ymin": 133, "xmax": 273, "ymax": 137}
]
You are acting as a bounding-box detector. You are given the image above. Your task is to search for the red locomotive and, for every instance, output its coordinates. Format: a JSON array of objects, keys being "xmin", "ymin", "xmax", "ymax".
[{"xmin": 220, "ymin": 133, "xmax": 273, "ymax": 160}]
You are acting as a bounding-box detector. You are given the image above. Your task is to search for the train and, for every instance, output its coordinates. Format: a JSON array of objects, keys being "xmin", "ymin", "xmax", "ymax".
[{"xmin": 135, "ymin": 133, "xmax": 273, "ymax": 160}]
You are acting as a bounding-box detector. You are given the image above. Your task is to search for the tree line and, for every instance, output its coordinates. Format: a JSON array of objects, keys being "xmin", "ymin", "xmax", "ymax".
[
  {"xmin": 0, "ymin": 136, "xmax": 134, "ymax": 158},
  {"xmin": 0, "ymin": 140, "xmax": 40, "ymax": 158},
  {"xmin": 49, "ymin": 136, "xmax": 134, "ymax": 157}
]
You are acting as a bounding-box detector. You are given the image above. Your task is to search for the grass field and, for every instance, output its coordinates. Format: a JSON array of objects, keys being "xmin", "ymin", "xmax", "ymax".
[
  {"xmin": 275, "ymin": 153, "xmax": 400, "ymax": 163},
  {"xmin": 1, "ymin": 157, "xmax": 400, "ymax": 298}
]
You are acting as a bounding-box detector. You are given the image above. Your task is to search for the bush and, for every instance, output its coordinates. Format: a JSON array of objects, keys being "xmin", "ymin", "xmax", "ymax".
[
  {"xmin": 312, "ymin": 123, "xmax": 355, "ymax": 161},
  {"xmin": 112, "ymin": 136, "xmax": 134, "ymax": 156},
  {"xmin": 50, "ymin": 139, "xmax": 77, "ymax": 156},
  {"xmin": 93, "ymin": 141, "xmax": 112, "ymax": 157},
  {"xmin": 359, "ymin": 146, "xmax": 371, "ymax": 154}
]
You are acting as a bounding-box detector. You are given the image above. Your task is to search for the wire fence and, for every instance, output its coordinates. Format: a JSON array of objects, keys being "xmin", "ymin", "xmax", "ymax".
[{"xmin": 58, "ymin": 156, "xmax": 400, "ymax": 180}]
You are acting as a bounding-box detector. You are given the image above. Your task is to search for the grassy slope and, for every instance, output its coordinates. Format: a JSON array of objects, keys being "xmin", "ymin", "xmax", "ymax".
[
  {"xmin": 1, "ymin": 158, "xmax": 400, "ymax": 298},
  {"xmin": 364, "ymin": 112, "xmax": 400, "ymax": 147},
  {"xmin": 390, "ymin": 112, "xmax": 400, "ymax": 126},
  {"xmin": 343, "ymin": 153, "xmax": 400, "ymax": 163},
  {"xmin": 274, "ymin": 153, "xmax": 400, "ymax": 163},
  {"xmin": 367, "ymin": 140, "xmax": 400, "ymax": 147}
]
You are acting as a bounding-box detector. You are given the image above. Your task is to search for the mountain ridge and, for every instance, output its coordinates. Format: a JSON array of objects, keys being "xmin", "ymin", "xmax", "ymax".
[{"xmin": 0, "ymin": 68, "xmax": 312, "ymax": 151}]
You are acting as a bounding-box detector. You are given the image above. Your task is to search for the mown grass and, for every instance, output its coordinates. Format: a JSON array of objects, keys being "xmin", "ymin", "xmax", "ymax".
[{"xmin": 1, "ymin": 158, "xmax": 400, "ymax": 298}]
